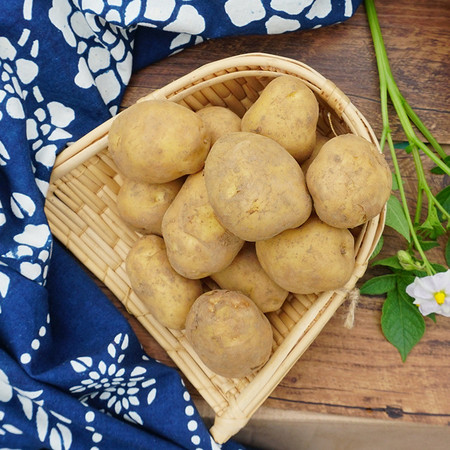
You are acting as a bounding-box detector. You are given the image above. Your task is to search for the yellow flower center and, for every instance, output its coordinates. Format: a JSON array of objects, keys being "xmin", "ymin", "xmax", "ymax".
[{"xmin": 434, "ymin": 291, "xmax": 446, "ymax": 305}]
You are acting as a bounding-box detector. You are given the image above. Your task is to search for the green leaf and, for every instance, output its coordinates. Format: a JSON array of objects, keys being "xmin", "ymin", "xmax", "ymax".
[
  {"xmin": 372, "ymin": 255, "xmax": 403, "ymax": 270},
  {"xmin": 435, "ymin": 185, "xmax": 450, "ymax": 221},
  {"xmin": 446, "ymin": 238, "xmax": 450, "ymax": 267},
  {"xmin": 427, "ymin": 313, "xmax": 437, "ymax": 323},
  {"xmin": 431, "ymin": 263, "xmax": 448, "ymax": 273},
  {"xmin": 394, "ymin": 142, "xmax": 410, "ymax": 150},
  {"xmin": 381, "ymin": 286, "xmax": 425, "ymax": 362},
  {"xmin": 415, "ymin": 239, "xmax": 440, "ymax": 252},
  {"xmin": 385, "ymin": 195, "xmax": 411, "ymax": 242},
  {"xmin": 370, "ymin": 236, "xmax": 384, "ymax": 260},
  {"xmin": 360, "ymin": 274, "xmax": 397, "ymax": 295},
  {"xmin": 418, "ymin": 205, "xmax": 446, "ymax": 239},
  {"xmin": 430, "ymin": 155, "xmax": 450, "ymax": 174}
]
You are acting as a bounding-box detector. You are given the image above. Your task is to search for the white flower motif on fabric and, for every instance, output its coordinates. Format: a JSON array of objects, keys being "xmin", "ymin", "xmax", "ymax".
[
  {"xmin": 270, "ymin": 0, "xmax": 314, "ymax": 15},
  {"xmin": 0, "ymin": 140, "xmax": 10, "ymax": 166},
  {"xmin": 48, "ymin": 0, "xmax": 133, "ymax": 108},
  {"xmin": 265, "ymin": 15, "xmax": 300, "ymax": 34},
  {"xmin": 18, "ymin": 314, "xmax": 50, "ymax": 364},
  {"xmin": 181, "ymin": 378, "xmax": 205, "ymax": 448},
  {"xmin": 0, "ymin": 270, "xmax": 10, "ymax": 303},
  {"xmin": 0, "ymin": 410, "xmax": 23, "ymax": 437},
  {"xmin": 10, "ymin": 192, "xmax": 36, "ymax": 219},
  {"xmin": 0, "ymin": 28, "xmax": 75, "ymax": 207},
  {"xmin": 163, "ymin": 5, "xmax": 206, "ymax": 35},
  {"xmin": 69, "ymin": 333, "xmax": 158, "ymax": 425},
  {"xmin": 306, "ymin": 0, "xmax": 332, "ymax": 20},
  {"xmin": 0, "ymin": 224, "xmax": 52, "ymax": 284},
  {"xmin": 124, "ymin": 0, "xmax": 142, "ymax": 26},
  {"xmin": 344, "ymin": 0, "xmax": 354, "ymax": 17},
  {"xmin": 224, "ymin": 0, "xmax": 266, "ymax": 27},
  {"xmin": 83, "ymin": 410, "xmax": 103, "ymax": 447},
  {"xmin": 13, "ymin": 224, "xmax": 51, "ymax": 249},
  {"xmin": 143, "ymin": 0, "xmax": 175, "ymax": 22},
  {"xmin": 0, "ymin": 368, "xmax": 73, "ymax": 448}
]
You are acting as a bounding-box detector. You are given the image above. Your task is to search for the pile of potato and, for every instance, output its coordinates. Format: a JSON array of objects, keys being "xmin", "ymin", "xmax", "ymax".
[{"xmin": 108, "ymin": 75, "xmax": 392, "ymax": 379}]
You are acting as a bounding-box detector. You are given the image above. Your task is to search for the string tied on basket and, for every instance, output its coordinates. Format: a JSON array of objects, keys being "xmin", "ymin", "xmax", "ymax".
[{"xmin": 343, "ymin": 288, "xmax": 360, "ymax": 329}]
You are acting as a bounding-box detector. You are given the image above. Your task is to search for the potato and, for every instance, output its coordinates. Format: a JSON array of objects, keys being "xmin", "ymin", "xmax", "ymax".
[
  {"xmin": 255, "ymin": 216, "xmax": 355, "ymax": 294},
  {"xmin": 108, "ymin": 99, "xmax": 210, "ymax": 184},
  {"xmin": 211, "ymin": 242, "xmax": 288, "ymax": 312},
  {"xmin": 300, "ymin": 132, "xmax": 329, "ymax": 174},
  {"xmin": 162, "ymin": 171, "xmax": 244, "ymax": 279},
  {"xmin": 306, "ymin": 134, "xmax": 392, "ymax": 229},
  {"xmin": 196, "ymin": 106, "xmax": 241, "ymax": 145},
  {"xmin": 125, "ymin": 235, "xmax": 203, "ymax": 330},
  {"xmin": 117, "ymin": 177, "xmax": 184, "ymax": 235},
  {"xmin": 241, "ymin": 75, "xmax": 319, "ymax": 162},
  {"xmin": 185, "ymin": 290, "xmax": 273, "ymax": 378},
  {"xmin": 203, "ymin": 132, "xmax": 312, "ymax": 241}
]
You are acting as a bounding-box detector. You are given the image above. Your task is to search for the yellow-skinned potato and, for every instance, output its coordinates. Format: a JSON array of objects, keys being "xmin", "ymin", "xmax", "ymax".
[
  {"xmin": 108, "ymin": 100, "xmax": 210, "ymax": 184},
  {"xmin": 306, "ymin": 134, "xmax": 392, "ymax": 229},
  {"xmin": 300, "ymin": 132, "xmax": 329, "ymax": 174},
  {"xmin": 117, "ymin": 177, "xmax": 184, "ymax": 235},
  {"xmin": 211, "ymin": 242, "xmax": 288, "ymax": 312},
  {"xmin": 241, "ymin": 75, "xmax": 319, "ymax": 162},
  {"xmin": 196, "ymin": 106, "xmax": 241, "ymax": 145},
  {"xmin": 162, "ymin": 171, "xmax": 244, "ymax": 279},
  {"xmin": 203, "ymin": 132, "xmax": 312, "ymax": 241},
  {"xmin": 255, "ymin": 216, "xmax": 355, "ymax": 295},
  {"xmin": 185, "ymin": 290, "xmax": 273, "ymax": 378},
  {"xmin": 125, "ymin": 235, "xmax": 203, "ymax": 330}
]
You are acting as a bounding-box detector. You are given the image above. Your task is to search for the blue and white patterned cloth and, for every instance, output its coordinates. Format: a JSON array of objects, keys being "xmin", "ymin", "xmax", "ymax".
[{"xmin": 0, "ymin": 1, "xmax": 362, "ymax": 448}]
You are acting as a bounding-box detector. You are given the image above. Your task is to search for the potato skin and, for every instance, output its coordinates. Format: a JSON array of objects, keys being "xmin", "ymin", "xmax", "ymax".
[
  {"xmin": 196, "ymin": 106, "xmax": 241, "ymax": 145},
  {"xmin": 204, "ymin": 132, "xmax": 312, "ymax": 241},
  {"xmin": 162, "ymin": 171, "xmax": 244, "ymax": 279},
  {"xmin": 108, "ymin": 100, "xmax": 210, "ymax": 184},
  {"xmin": 117, "ymin": 177, "xmax": 184, "ymax": 235},
  {"xmin": 255, "ymin": 216, "xmax": 355, "ymax": 294},
  {"xmin": 125, "ymin": 235, "xmax": 203, "ymax": 330},
  {"xmin": 300, "ymin": 132, "xmax": 329, "ymax": 174},
  {"xmin": 241, "ymin": 75, "xmax": 319, "ymax": 162},
  {"xmin": 185, "ymin": 290, "xmax": 273, "ymax": 378},
  {"xmin": 211, "ymin": 242, "xmax": 288, "ymax": 312},
  {"xmin": 306, "ymin": 134, "xmax": 392, "ymax": 229}
]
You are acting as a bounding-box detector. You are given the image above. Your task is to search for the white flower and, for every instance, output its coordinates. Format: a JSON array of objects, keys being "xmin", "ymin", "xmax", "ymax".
[{"xmin": 406, "ymin": 270, "xmax": 450, "ymax": 317}]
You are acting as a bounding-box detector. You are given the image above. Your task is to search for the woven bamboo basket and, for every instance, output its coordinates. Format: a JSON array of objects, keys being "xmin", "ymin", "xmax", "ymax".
[{"xmin": 45, "ymin": 53, "xmax": 386, "ymax": 443}]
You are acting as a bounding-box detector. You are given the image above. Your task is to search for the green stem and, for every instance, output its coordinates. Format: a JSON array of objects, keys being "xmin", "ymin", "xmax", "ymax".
[
  {"xmin": 385, "ymin": 136, "xmax": 435, "ymax": 275},
  {"xmin": 386, "ymin": 81, "xmax": 450, "ymax": 175},
  {"xmin": 366, "ymin": 0, "xmax": 450, "ymax": 176},
  {"xmin": 365, "ymin": 0, "xmax": 435, "ymax": 276},
  {"xmin": 411, "ymin": 146, "xmax": 424, "ymax": 226},
  {"xmin": 401, "ymin": 94, "xmax": 447, "ymax": 160},
  {"xmin": 411, "ymin": 146, "xmax": 450, "ymax": 223}
]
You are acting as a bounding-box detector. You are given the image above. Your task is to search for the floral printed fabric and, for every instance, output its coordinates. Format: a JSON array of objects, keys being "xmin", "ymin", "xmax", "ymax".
[{"xmin": 0, "ymin": 1, "xmax": 362, "ymax": 448}]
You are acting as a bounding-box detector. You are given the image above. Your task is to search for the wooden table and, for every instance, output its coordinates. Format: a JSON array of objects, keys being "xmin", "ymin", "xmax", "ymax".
[{"xmin": 97, "ymin": 0, "xmax": 450, "ymax": 448}]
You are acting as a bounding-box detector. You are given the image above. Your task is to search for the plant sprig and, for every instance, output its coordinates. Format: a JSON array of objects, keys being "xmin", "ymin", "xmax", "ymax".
[{"xmin": 361, "ymin": 0, "xmax": 450, "ymax": 361}]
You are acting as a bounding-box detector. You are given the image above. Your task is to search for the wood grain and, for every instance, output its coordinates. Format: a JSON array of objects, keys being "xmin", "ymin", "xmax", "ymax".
[{"xmin": 92, "ymin": 0, "xmax": 450, "ymax": 430}]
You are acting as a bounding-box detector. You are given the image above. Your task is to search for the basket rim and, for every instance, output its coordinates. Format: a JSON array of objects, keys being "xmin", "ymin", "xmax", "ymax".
[{"xmin": 45, "ymin": 52, "xmax": 387, "ymax": 444}]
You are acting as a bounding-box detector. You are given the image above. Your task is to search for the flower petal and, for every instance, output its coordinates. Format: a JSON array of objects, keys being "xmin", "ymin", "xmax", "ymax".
[{"xmin": 418, "ymin": 302, "xmax": 439, "ymax": 316}]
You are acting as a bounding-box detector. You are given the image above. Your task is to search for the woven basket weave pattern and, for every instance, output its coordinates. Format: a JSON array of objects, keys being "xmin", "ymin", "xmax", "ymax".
[{"xmin": 45, "ymin": 53, "xmax": 385, "ymax": 443}]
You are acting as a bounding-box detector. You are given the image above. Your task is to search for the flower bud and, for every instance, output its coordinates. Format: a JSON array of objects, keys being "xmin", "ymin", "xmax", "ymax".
[{"xmin": 397, "ymin": 250, "xmax": 424, "ymax": 271}]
